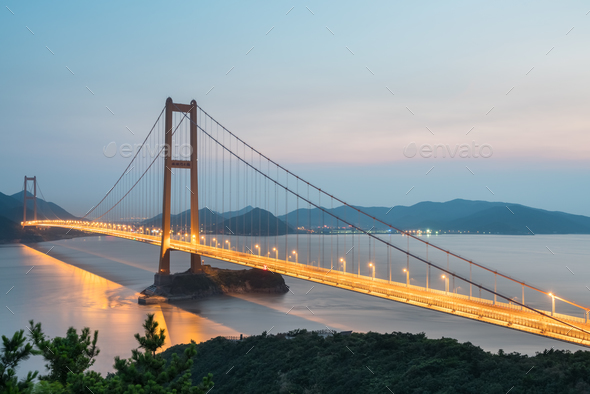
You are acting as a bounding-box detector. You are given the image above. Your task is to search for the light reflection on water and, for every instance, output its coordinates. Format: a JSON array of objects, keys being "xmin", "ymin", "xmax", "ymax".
[
  {"xmin": 0, "ymin": 243, "xmax": 241, "ymax": 375},
  {"xmin": 1, "ymin": 234, "xmax": 589, "ymax": 375}
]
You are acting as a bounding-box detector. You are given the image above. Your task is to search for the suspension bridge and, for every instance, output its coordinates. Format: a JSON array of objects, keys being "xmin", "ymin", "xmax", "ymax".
[{"xmin": 22, "ymin": 98, "xmax": 590, "ymax": 348}]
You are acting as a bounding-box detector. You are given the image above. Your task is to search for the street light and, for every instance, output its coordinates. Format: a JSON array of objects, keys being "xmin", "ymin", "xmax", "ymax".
[
  {"xmin": 340, "ymin": 258, "xmax": 346, "ymax": 273},
  {"xmin": 225, "ymin": 240, "xmax": 231, "ymax": 250},
  {"xmin": 442, "ymin": 275, "xmax": 449, "ymax": 294},
  {"xmin": 255, "ymin": 244, "xmax": 260, "ymax": 256},
  {"xmin": 403, "ymin": 268, "xmax": 409, "ymax": 287},
  {"xmin": 211, "ymin": 238, "xmax": 216, "ymax": 247},
  {"xmin": 292, "ymin": 250, "xmax": 298, "ymax": 264},
  {"xmin": 272, "ymin": 247, "xmax": 278, "ymax": 260},
  {"xmin": 549, "ymin": 293, "xmax": 555, "ymax": 316},
  {"xmin": 369, "ymin": 262, "xmax": 375, "ymax": 280}
]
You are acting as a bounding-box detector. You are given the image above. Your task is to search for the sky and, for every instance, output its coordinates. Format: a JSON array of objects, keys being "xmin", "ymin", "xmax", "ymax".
[{"xmin": 1, "ymin": 0, "xmax": 589, "ymax": 216}]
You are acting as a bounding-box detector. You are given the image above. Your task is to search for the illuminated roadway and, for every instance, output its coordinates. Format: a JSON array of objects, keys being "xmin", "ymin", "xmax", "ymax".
[{"xmin": 26, "ymin": 219, "xmax": 590, "ymax": 348}]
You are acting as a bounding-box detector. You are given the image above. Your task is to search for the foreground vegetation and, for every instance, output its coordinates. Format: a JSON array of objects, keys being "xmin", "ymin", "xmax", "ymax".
[
  {"xmin": 0, "ymin": 314, "xmax": 212, "ymax": 393},
  {"xmin": 5, "ymin": 320, "xmax": 590, "ymax": 393},
  {"xmin": 164, "ymin": 330, "xmax": 590, "ymax": 394}
]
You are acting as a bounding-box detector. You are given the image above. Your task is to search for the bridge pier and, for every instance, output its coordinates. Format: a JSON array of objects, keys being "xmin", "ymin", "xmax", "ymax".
[
  {"xmin": 154, "ymin": 272, "xmax": 174, "ymax": 286},
  {"xmin": 191, "ymin": 254, "xmax": 202, "ymax": 273}
]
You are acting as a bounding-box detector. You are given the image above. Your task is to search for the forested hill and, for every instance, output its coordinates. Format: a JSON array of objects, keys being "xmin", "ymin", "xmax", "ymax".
[{"xmin": 163, "ymin": 330, "xmax": 590, "ymax": 393}]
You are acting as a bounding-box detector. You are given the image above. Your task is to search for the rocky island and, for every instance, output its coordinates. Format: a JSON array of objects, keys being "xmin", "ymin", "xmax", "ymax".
[{"xmin": 139, "ymin": 265, "xmax": 289, "ymax": 304}]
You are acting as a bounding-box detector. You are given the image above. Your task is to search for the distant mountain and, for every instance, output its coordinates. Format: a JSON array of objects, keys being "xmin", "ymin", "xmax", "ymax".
[
  {"xmin": 278, "ymin": 199, "xmax": 590, "ymax": 235},
  {"xmin": 141, "ymin": 208, "xmax": 225, "ymax": 228},
  {"xmin": 140, "ymin": 200, "xmax": 590, "ymax": 235},
  {"xmin": 100, "ymin": 198, "xmax": 590, "ymax": 236},
  {"xmin": 222, "ymin": 205, "xmax": 254, "ymax": 219},
  {"xmin": 0, "ymin": 191, "xmax": 77, "ymax": 223},
  {"xmin": 442, "ymin": 204, "xmax": 590, "ymax": 234},
  {"xmin": 206, "ymin": 208, "xmax": 294, "ymax": 236},
  {"xmin": 0, "ymin": 191, "xmax": 83, "ymax": 243},
  {"xmin": 142, "ymin": 207, "xmax": 294, "ymax": 236}
]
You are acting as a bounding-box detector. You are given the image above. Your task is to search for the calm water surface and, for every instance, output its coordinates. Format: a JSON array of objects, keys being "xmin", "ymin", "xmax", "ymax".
[{"xmin": 1, "ymin": 234, "xmax": 589, "ymax": 375}]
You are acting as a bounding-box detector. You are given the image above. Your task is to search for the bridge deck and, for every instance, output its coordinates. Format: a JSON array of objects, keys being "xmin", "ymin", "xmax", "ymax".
[{"xmin": 28, "ymin": 221, "xmax": 590, "ymax": 348}]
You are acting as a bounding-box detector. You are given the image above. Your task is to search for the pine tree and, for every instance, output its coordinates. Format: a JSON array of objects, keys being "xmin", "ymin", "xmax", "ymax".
[
  {"xmin": 0, "ymin": 329, "xmax": 38, "ymax": 393},
  {"xmin": 27, "ymin": 320, "xmax": 99, "ymax": 385},
  {"xmin": 133, "ymin": 313, "xmax": 165, "ymax": 357},
  {"xmin": 106, "ymin": 313, "xmax": 213, "ymax": 393}
]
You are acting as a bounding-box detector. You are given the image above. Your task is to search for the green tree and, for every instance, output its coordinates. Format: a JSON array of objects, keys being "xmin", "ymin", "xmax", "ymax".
[
  {"xmin": 27, "ymin": 320, "xmax": 99, "ymax": 385},
  {"xmin": 0, "ymin": 315, "xmax": 213, "ymax": 393},
  {"xmin": 134, "ymin": 313, "xmax": 165, "ymax": 357},
  {"xmin": 31, "ymin": 381, "xmax": 65, "ymax": 394},
  {"xmin": 0, "ymin": 329, "xmax": 37, "ymax": 393},
  {"xmin": 102, "ymin": 313, "xmax": 213, "ymax": 393},
  {"xmin": 66, "ymin": 314, "xmax": 213, "ymax": 393}
]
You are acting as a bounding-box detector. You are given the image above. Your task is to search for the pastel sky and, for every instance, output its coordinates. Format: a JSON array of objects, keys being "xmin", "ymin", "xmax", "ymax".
[{"xmin": 1, "ymin": 1, "xmax": 589, "ymax": 216}]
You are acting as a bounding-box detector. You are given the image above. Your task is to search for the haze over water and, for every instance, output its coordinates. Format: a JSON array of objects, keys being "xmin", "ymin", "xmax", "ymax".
[{"xmin": 1, "ymin": 234, "xmax": 589, "ymax": 375}]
